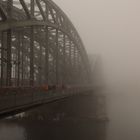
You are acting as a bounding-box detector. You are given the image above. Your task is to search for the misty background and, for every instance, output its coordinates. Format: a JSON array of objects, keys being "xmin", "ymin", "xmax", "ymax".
[{"xmin": 54, "ymin": 0, "xmax": 140, "ymax": 140}]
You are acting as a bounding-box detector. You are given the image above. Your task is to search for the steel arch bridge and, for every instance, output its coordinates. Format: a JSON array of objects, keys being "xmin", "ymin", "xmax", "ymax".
[{"xmin": 0, "ymin": 0, "xmax": 92, "ymax": 117}]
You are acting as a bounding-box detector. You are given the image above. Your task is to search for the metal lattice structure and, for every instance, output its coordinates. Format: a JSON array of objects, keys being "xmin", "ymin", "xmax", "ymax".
[{"xmin": 0, "ymin": 0, "xmax": 91, "ymax": 87}]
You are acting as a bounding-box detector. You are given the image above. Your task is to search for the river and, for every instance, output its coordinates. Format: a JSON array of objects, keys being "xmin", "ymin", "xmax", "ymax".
[
  {"xmin": 0, "ymin": 119, "xmax": 106, "ymax": 140},
  {"xmin": 0, "ymin": 94, "xmax": 107, "ymax": 140}
]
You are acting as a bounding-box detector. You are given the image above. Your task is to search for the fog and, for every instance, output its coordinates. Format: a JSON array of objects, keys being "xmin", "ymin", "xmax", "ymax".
[
  {"xmin": 54, "ymin": 0, "xmax": 140, "ymax": 140},
  {"xmin": 54, "ymin": 0, "xmax": 140, "ymax": 86}
]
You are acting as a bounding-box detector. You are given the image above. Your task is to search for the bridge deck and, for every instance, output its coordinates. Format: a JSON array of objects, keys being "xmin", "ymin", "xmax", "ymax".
[{"xmin": 0, "ymin": 87, "xmax": 92, "ymax": 118}]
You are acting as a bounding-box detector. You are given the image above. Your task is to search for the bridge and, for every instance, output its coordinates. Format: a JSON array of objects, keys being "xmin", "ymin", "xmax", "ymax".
[{"xmin": 0, "ymin": 0, "xmax": 95, "ymax": 118}]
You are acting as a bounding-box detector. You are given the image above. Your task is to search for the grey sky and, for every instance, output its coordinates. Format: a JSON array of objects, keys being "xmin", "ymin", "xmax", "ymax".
[
  {"xmin": 53, "ymin": 1, "xmax": 140, "ymax": 140},
  {"xmin": 53, "ymin": 1, "xmax": 140, "ymax": 139},
  {"xmin": 54, "ymin": 0, "xmax": 140, "ymax": 88}
]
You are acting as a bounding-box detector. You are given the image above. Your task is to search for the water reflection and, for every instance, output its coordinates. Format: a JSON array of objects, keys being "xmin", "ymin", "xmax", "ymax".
[
  {"xmin": 107, "ymin": 92, "xmax": 140, "ymax": 140},
  {"xmin": 0, "ymin": 122, "xmax": 26, "ymax": 140},
  {"xmin": 0, "ymin": 120, "xmax": 106, "ymax": 140},
  {"xmin": 0, "ymin": 94, "xmax": 107, "ymax": 140}
]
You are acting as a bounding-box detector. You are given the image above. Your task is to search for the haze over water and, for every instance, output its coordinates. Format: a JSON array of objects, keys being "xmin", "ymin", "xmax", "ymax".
[{"xmin": 54, "ymin": 0, "xmax": 140, "ymax": 140}]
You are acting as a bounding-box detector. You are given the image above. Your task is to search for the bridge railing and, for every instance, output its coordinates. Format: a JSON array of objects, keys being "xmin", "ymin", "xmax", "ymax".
[{"xmin": 0, "ymin": 87, "xmax": 93, "ymax": 115}]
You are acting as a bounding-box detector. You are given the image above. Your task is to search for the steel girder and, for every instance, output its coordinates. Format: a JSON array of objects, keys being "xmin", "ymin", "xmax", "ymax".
[{"xmin": 0, "ymin": 0, "xmax": 91, "ymax": 87}]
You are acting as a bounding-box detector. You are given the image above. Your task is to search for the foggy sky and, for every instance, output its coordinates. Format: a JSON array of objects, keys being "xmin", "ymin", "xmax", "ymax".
[
  {"xmin": 53, "ymin": 1, "xmax": 140, "ymax": 139},
  {"xmin": 54, "ymin": 0, "xmax": 140, "ymax": 88}
]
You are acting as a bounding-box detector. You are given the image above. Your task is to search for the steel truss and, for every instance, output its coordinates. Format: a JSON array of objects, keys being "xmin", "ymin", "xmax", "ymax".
[{"xmin": 0, "ymin": 0, "xmax": 91, "ymax": 87}]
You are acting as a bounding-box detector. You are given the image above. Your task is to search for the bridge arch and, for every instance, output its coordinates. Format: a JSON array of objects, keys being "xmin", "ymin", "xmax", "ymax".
[{"xmin": 0, "ymin": 0, "xmax": 91, "ymax": 87}]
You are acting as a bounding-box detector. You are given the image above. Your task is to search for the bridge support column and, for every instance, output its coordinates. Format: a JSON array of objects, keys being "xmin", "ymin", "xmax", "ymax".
[
  {"xmin": 29, "ymin": 0, "xmax": 35, "ymax": 86},
  {"xmin": 62, "ymin": 34, "xmax": 66, "ymax": 85},
  {"xmin": 55, "ymin": 29, "xmax": 59, "ymax": 84},
  {"xmin": 68, "ymin": 40, "xmax": 72, "ymax": 84},
  {"xmin": 16, "ymin": 31, "xmax": 21, "ymax": 86},
  {"xmin": 6, "ymin": 0, "xmax": 13, "ymax": 86},
  {"xmin": 45, "ymin": 26, "xmax": 49, "ymax": 84},
  {"xmin": 21, "ymin": 32, "xmax": 24, "ymax": 86},
  {"xmin": 6, "ymin": 30, "xmax": 12, "ymax": 86},
  {"xmin": 30, "ymin": 27, "xmax": 34, "ymax": 86},
  {"xmin": 38, "ymin": 41, "xmax": 42, "ymax": 85},
  {"xmin": 0, "ymin": 32, "xmax": 4, "ymax": 86}
]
